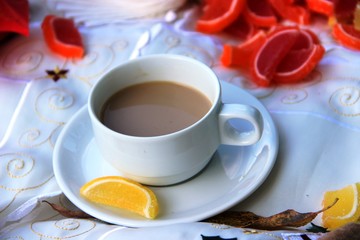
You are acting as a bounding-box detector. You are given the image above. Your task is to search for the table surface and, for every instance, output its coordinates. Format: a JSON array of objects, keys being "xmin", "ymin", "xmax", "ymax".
[{"xmin": 1, "ymin": 0, "xmax": 360, "ymax": 239}]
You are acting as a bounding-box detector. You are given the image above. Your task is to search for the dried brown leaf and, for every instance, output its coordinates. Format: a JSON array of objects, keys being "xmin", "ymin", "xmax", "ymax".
[
  {"xmin": 42, "ymin": 200, "xmax": 92, "ymax": 219},
  {"xmin": 205, "ymin": 198, "xmax": 338, "ymax": 230}
]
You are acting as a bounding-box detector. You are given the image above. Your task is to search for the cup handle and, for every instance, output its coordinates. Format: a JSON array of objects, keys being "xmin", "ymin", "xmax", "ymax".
[{"xmin": 218, "ymin": 104, "xmax": 263, "ymax": 146}]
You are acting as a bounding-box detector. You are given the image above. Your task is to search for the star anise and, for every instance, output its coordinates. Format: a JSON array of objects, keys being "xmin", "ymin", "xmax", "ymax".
[{"xmin": 46, "ymin": 66, "xmax": 69, "ymax": 82}]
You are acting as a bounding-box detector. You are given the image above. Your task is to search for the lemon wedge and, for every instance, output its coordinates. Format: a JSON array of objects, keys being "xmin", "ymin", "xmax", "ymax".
[
  {"xmin": 322, "ymin": 183, "xmax": 360, "ymax": 230},
  {"xmin": 80, "ymin": 176, "xmax": 159, "ymax": 219}
]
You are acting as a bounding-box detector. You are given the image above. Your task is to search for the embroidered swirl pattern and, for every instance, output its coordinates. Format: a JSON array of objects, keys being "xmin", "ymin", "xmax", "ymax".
[
  {"xmin": 70, "ymin": 44, "xmax": 116, "ymax": 84},
  {"xmin": 35, "ymin": 88, "xmax": 75, "ymax": 124},
  {"xmin": 112, "ymin": 39, "xmax": 129, "ymax": 51},
  {"xmin": 18, "ymin": 128, "xmax": 48, "ymax": 148},
  {"xmin": 48, "ymin": 91, "xmax": 74, "ymax": 110},
  {"xmin": 31, "ymin": 219, "xmax": 96, "ymax": 238},
  {"xmin": 2, "ymin": 153, "xmax": 35, "ymax": 179},
  {"xmin": 55, "ymin": 219, "xmax": 81, "ymax": 231},
  {"xmin": 281, "ymin": 88, "xmax": 308, "ymax": 104},
  {"xmin": 163, "ymin": 33, "xmax": 215, "ymax": 67},
  {"xmin": 1, "ymin": 41, "xmax": 44, "ymax": 75},
  {"xmin": 226, "ymin": 74, "xmax": 275, "ymax": 99},
  {"xmin": 165, "ymin": 43, "xmax": 214, "ymax": 67},
  {"xmin": 329, "ymin": 86, "xmax": 360, "ymax": 117}
]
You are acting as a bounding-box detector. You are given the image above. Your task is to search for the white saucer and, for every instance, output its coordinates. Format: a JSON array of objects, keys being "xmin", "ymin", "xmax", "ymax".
[{"xmin": 53, "ymin": 81, "xmax": 278, "ymax": 227}]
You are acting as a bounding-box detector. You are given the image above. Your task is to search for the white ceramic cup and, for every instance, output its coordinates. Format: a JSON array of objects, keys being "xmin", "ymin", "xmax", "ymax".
[{"xmin": 88, "ymin": 54, "xmax": 263, "ymax": 186}]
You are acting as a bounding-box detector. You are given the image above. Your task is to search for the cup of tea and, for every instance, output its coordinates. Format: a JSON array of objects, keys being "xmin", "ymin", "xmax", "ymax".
[{"xmin": 88, "ymin": 54, "xmax": 264, "ymax": 186}]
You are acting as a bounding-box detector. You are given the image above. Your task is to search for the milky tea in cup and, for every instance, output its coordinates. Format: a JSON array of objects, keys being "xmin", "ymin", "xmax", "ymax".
[
  {"xmin": 100, "ymin": 81, "xmax": 212, "ymax": 137},
  {"xmin": 88, "ymin": 54, "xmax": 263, "ymax": 186}
]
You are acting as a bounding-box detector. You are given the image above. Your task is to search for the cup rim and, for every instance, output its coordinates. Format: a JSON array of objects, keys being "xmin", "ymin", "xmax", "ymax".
[{"xmin": 88, "ymin": 54, "xmax": 221, "ymax": 140}]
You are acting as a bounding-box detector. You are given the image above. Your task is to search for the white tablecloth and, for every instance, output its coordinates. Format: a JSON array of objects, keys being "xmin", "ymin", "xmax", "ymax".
[{"xmin": 1, "ymin": 0, "xmax": 360, "ymax": 239}]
